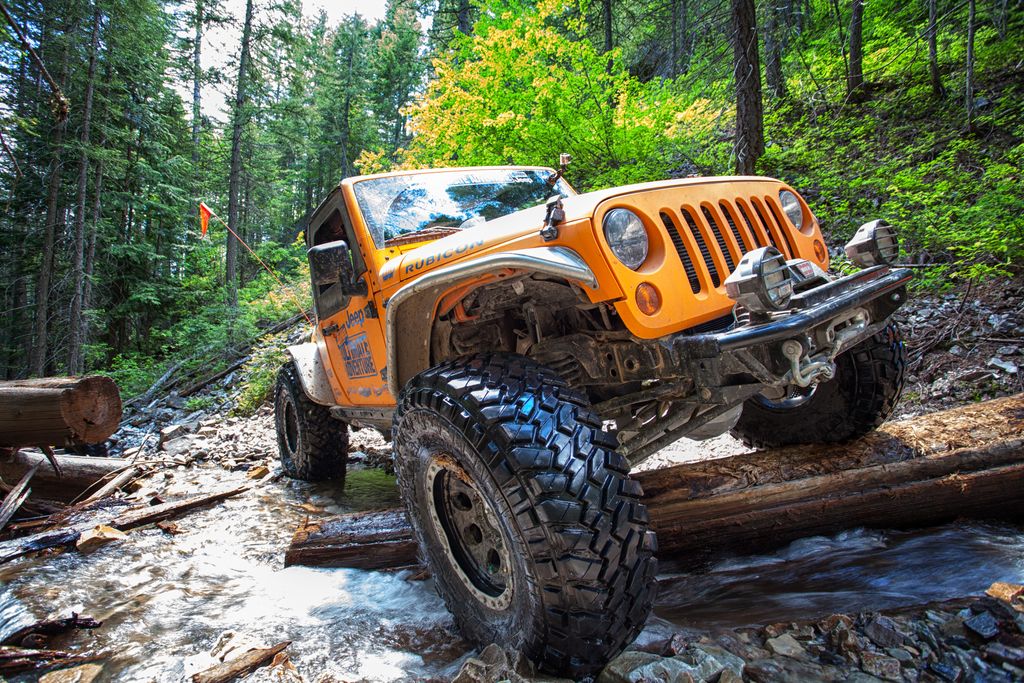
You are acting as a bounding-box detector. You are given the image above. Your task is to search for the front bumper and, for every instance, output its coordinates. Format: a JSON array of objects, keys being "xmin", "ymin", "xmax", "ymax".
[
  {"xmin": 532, "ymin": 264, "xmax": 912, "ymax": 391},
  {"xmin": 674, "ymin": 265, "xmax": 911, "ymax": 359}
]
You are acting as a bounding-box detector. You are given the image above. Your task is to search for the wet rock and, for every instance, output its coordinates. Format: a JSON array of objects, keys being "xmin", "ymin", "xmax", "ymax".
[
  {"xmin": 76, "ymin": 524, "xmax": 127, "ymax": 553},
  {"xmin": 629, "ymin": 657, "xmax": 698, "ymax": 682},
  {"xmin": 864, "ymin": 615, "xmax": 910, "ymax": 648},
  {"xmin": 928, "ymin": 660, "xmax": 962, "ymax": 682},
  {"xmin": 985, "ymin": 643, "xmax": 1024, "ymax": 668},
  {"xmin": 453, "ymin": 643, "xmax": 546, "ymax": 683},
  {"xmin": 844, "ymin": 674, "xmax": 888, "ymax": 683},
  {"xmin": 718, "ymin": 669, "xmax": 743, "ymax": 683},
  {"xmin": 162, "ymin": 436, "xmax": 195, "ymax": 458},
  {"xmin": 988, "ymin": 357, "xmax": 1019, "ymax": 374},
  {"xmin": 766, "ymin": 633, "xmax": 806, "ymax": 659},
  {"xmin": 662, "ymin": 643, "xmax": 745, "ymax": 681},
  {"xmin": 963, "ymin": 611, "xmax": 999, "ymax": 640},
  {"xmin": 597, "ymin": 651, "xmax": 663, "ymax": 683},
  {"xmin": 246, "ymin": 464, "xmax": 270, "ymax": 479},
  {"xmin": 997, "ymin": 345, "xmax": 1019, "ymax": 356},
  {"xmin": 859, "ymin": 651, "xmax": 901, "ymax": 681},
  {"xmin": 885, "ymin": 647, "xmax": 914, "ymax": 664},
  {"xmin": 160, "ymin": 423, "xmax": 187, "ymax": 444},
  {"xmin": 986, "ymin": 582, "xmax": 1024, "ymax": 606},
  {"xmin": 744, "ymin": 658, "xmax": 840, "ymax": 682},
  {"xmin": 39, "ymin": 664, "xmax": 103, "ymax": 683}
]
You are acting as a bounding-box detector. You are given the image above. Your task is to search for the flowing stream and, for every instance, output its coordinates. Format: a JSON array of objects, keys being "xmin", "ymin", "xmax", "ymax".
[{"xmin": 1, "ymin": 464, "xmax": 1022, "ymax": 682}]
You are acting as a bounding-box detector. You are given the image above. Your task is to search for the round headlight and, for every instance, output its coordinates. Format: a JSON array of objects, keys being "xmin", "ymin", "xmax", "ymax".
[
  {"xmin": 779, "ymin": 190, "xmax": 804, "ymax": 228},
  {"xmin": 603, "ymin": 209, "xmax": 648, "ymax": 270}
]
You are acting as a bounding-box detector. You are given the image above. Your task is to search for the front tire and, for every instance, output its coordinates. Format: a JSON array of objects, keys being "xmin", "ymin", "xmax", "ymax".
[
  {"xmin": 274, "ymin": 363, "xmax": 349, "ymax": 482},
  {"xmin": 393, "ymin": 354, "xmax": 657, "ymax": 678},
  {"xmin": 731, "ymin": 323, "xmax": 906, "ymax": 448}
]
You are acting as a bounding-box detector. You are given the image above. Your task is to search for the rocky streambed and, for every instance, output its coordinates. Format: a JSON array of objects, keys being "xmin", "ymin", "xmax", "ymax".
[{"xmin": 2, "ymin": 278, "xmax": 1023, "ymax": 682}]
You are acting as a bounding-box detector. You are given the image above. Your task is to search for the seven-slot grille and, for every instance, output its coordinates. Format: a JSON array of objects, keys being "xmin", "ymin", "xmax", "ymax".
[{"xmin": 658, "ymin": 196, "xmax": 797, "ymax": 294}]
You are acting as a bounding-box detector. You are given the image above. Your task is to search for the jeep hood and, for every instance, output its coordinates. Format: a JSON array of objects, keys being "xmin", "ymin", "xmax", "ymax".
[{"xmin": 386, "ymin": 175, "xmax": 778, "ymax": 284}]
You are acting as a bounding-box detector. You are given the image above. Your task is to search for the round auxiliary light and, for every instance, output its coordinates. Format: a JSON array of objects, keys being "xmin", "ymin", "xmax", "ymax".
[
  {"xmin": 603, "ymin": 208, "xmax": 649, "ymax": 270},
  {"xmin": 779, "ymin": 190, "xmax": 805, "ymax": 229},
  {"xmin": 635, "ymin": 282, "xmax": 662, "ymax": 316},
  {"xmin": 844, "ymin": 219, "xmax": 900, "ymax": 267},
  {"xmin": 723, "ymin": 246, "xmax": 794, "ymax": 313}
]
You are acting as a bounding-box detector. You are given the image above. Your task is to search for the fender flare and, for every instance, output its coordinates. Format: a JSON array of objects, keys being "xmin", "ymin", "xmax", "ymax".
[
  {"xmin": 385, "ymin": 246, "xmax": 598, "ymax": 398},
  {"xmin": 285, "ymin": 342, "xmax": 337, "ymax": 406}
]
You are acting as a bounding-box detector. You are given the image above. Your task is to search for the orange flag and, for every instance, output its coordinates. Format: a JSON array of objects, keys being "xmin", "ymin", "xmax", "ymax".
[{"xmin": 199, "ymin": 202, "xmax": 213, "ymax": 237}]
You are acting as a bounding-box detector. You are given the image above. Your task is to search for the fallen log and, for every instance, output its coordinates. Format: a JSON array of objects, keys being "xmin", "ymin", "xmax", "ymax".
[
  {"xmin": 0, "ymin": 376, "xmax": 121, "ymax": 447},
  {"xmin": 191, "ymin": 641, "xmax": 290, "ymax": 683},
  {"xmin": 0, "ymin": 464, "xmax": 38, "ymax": 531},
  {"xmin": 0, "ymin": 645, "xmax": 101, "ymax": 675},
  {"xmin": 0, "ymin": 450, "xmax": 129, "ymax": 503},
  {"xmin": 285, "ymin": 394, "xmax": 1024, "ymax": 569},
  {"xmin": 109, "ymin": 485, "xmax": 249, "ymax": 531},
  {"xmin": 0, "ymin": 529, "xmax": 82, "ymax": 564},
  {"xmin": 2, "ymin": 613, "xmax": 102, "ymax": 647},
  {"xmin": 284, "ymin": 508, "xmax": 417, "ymax": 569}
]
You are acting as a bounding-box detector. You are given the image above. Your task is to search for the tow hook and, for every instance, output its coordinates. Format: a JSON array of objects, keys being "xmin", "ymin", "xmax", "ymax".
[{"xmin": 781, "ymin": 339, "xmax": 836, "ymax": 388}]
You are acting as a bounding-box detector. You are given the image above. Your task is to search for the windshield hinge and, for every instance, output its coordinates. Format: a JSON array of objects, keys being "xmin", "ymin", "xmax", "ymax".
[{"xmin": 540, "ymin": 195, "xmax": 565, "ymax": 241}]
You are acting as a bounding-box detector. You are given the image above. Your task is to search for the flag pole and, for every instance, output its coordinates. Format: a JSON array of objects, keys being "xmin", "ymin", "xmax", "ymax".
[{"xmin": 200, "ymin": 202, "xmax": 313, "ymax": 326}]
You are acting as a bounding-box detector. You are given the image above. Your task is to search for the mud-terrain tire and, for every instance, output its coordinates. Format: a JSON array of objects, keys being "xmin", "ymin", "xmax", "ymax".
[
  {"xmin": 731, "ymin": 323, "xmax": 906, "ymax": 448},
  {"xmin": 274, "ymin": 363, "xmax": 348, "ymax": 482},
  {"xmin": 392, "ymin": 353, "xmax": 657, "ymax": 678}
]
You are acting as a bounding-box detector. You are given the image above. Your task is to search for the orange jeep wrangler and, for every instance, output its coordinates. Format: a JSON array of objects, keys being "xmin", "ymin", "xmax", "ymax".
[{"xmin": 274, "ymin": 162, "xmax": 910, "ymax": 677}]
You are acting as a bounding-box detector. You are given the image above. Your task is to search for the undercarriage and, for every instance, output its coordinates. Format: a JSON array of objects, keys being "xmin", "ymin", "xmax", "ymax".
[{"xmin": 429, "ymin": 264, "xmax": 911, "ymax": 466}]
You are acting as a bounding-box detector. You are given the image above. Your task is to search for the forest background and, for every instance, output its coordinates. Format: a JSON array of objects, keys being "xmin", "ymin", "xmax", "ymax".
[{"xmin": 0, "ymin": 0, "xmax": 1020, "ymax": 399}]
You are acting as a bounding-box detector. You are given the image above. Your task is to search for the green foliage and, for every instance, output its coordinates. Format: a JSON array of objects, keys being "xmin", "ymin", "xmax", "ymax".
[
  {"xmin": 405, "ymin": 0, "xmax": 1023, "ymax": 284},
  {"xmin": 233, "ymin": 329, "xmax": 291, "ymax": 416},
  {"xmin": 185, "ymin": 395, "xmax": 217, "ymax": 412}
]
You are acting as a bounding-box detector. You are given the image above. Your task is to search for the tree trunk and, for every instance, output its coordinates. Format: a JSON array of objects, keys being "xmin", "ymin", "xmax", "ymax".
[
  {"xmin": 339, "ymin": 43, "xmax": 353, "ymax": 179},
  {"xmin": 192, "ymin": 0, "xmax": 204, "ymax": 167},
  {"xmin": 456, "ymin": 0, "xmax": 472, "ymax": 35},
  {"xmin": 226, "ymin": 0, "xmax": 254, "ymax": 310},
  {"xmin": 927, "ymin": 0, "xmax": 944, "ymax": 97},
  {"xmin": 0, "ymin": 376, "xmax": 122, "ymax": 448},
  {"xmin": 67, "ymin": 3, "xmax": 102, "ymax": 375},
  {"xmin": 671, "ymin": 0, "xmax": 691, "ymax": 75},
  {"xmin": 731, "ymin": 0, "xmax": 764, "ymax": 174},
  {"xmin": 285, "ymin": 395, "xmax": 1024, "ymax": 569},
  {"xmin": 847, "ymin": 0, "xmax": 864, "ymax": 95},
  {"xmin": 765, "ymin": 5, "xmax": 786, "ymax": 99},
  {"xmin": 29, "ymin": 52, "xmax": 70, "ymax": 377},
  {"xmin": 80, "ymin": 142, "xmax": 105, "ymax": 366},
  {"xmin": 965, "ymin": 0, "xmax": 976, "ymax": 130}
]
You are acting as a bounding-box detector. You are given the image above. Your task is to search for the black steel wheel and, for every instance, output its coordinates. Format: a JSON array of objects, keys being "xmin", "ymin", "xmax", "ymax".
[
  {"xmin": 274, "ymin": 363, "xmax": 349, "ymax": 482},
  {"xmin": 393, "ymin": 353, "xmax": 657, "ymax": 678},
  {"xmin": 731, "ymin": 322, "xmax": 906, "ymax": 448}
]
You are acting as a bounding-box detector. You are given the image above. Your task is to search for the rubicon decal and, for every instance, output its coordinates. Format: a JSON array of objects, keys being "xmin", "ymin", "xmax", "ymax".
[{"xmin": 404, "ymin": 239, "xmax": 486, "ymax": 275}]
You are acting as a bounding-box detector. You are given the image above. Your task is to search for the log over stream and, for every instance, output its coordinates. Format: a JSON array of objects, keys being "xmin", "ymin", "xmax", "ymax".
[{"xmin": 285, "ymin": 394, "xmax": 1024, "ymax": 569}]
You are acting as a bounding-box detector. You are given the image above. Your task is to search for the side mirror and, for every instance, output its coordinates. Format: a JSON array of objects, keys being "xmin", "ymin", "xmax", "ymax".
[{"xmin": 308, "ymin": 240, "xmax": 367, "ymax": 296}]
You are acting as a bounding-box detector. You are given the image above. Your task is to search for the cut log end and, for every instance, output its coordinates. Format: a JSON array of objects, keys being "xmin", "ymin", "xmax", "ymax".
[
  {"xmin": 60, "ymin": 376, "xmax": 122, "ymax": 443},
  {"xmin": 0, "ymin": 375, "xmax": 122, "ymax": 447}
]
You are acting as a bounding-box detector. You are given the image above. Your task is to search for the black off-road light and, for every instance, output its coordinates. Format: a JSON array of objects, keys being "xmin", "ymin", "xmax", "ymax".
[
  {"xmin": 724, "ymin": 246, "xmax": 794, "ymax": 313},
  {"xmin": 845, "ymin": 219, "xmax": 899, "ymax": 267}
]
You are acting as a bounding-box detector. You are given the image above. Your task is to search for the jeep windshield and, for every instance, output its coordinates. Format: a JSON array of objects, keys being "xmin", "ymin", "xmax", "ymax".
[{"xmin": 352, "ymin": 168, "xmax": 574, "ymax": 248}]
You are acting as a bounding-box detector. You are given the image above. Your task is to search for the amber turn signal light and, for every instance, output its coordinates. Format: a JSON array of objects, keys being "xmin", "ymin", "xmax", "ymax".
[{"xmin": 635, "ymin": 282, "xmax": 661, "ymax": 316}]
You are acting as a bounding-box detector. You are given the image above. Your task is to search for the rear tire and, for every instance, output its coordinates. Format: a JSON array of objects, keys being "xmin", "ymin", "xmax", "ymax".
[
  {"xmin": 393, "ymin": 353, "xmax": 657, "ymax": 678},
  {"xmin": 274, "ymin": 363, "xmax": 348, "ymax": 483},
  {"xmin": 731, "ymin": 323, "xmax": 906, "ymax": 448}
]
